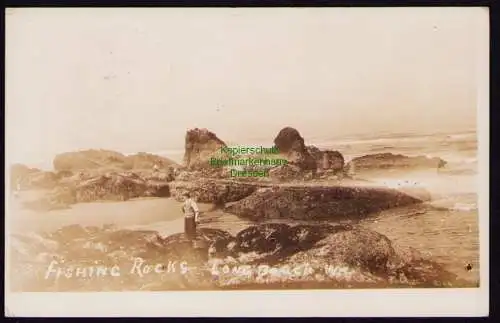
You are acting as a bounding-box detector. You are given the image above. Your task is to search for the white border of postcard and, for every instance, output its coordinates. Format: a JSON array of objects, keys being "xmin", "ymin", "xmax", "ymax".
[{"xmin": 4, "ymin": 7, "xmax": 489, "ymax": 317}]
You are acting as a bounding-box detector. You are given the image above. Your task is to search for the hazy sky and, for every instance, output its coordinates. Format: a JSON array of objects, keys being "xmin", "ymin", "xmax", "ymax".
[{"xmin": 6, "ymin": 7, "xmax": 487, "ymax": 164}]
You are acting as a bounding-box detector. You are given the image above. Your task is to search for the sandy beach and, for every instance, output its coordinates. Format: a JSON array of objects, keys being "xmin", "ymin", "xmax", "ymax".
[
  {"xmin": 8, "ymin": 191, "xmax": 256, "ymax": 238},
  {"xmin": 9, "ymin": 192, "xmax": 184, "ymax": 236}
]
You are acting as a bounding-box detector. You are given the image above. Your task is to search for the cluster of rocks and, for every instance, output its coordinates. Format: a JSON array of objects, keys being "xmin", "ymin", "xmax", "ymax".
[
  {"xmin": 9, "ymin": 223, "xmax": 463, "ymax": 291},
  {"xmin": 11, "ymin": 126, "xmax": 447, "ymax": 215}
]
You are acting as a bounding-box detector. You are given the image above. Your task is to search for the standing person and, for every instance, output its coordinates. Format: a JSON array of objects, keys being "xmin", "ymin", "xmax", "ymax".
[{"xmin": 182, "ymin": 192, "xmax": 200, "ymax": 239}]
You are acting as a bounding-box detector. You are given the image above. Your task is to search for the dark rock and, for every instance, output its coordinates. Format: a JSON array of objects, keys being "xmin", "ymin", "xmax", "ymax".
[
  {"xmin": 288, "ymin": 223, "xmax": 351, "ymax": 249},
  {"xmin": 72, "ymin": 172, "xmax": 171, "ymax": 202},
  {"xmin": 161, "ymin": 228, "xmax": 235, "ymax": 264},
  {"xmin": 273, "ymin": 127, "xmax": 316, "ymax": 171},
  {"xmin": 225, "ymin": 185, "xmax": 426, "ymax": 221},
  {"xmin": 235, "ymin": 223, "xmax": 292, "ymax": 253},
  {"xmin": 9, "ymin": 223, "xmax": 465, "ymax": 291}
]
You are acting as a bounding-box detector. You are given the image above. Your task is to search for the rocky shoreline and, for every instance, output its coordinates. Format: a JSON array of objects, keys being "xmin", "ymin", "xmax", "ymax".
[
  {"xmin": 10, "ymin": 221, "xmax": 471, "ymax": 292},
  {"xmin": 8, "ymin": 126, "xmax": 458, "ymax": 291}
]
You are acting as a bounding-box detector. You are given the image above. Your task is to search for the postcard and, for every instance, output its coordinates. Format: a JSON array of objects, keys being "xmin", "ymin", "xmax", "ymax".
[{"xmin": 4, "ymin": 7, "xmax": 489, "ymax": 317}]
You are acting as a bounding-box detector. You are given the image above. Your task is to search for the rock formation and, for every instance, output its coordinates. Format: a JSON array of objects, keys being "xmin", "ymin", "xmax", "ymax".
[
  {"xmin": 224, "ymin": 185, "xmax": 426, "ymax": 221},
  {"xmin": 23, "ymin": 171, "xmax": 172, "ymax": 211},
  {"xmin": 72, "ymin": 172, "xmax": 171, "ymax": 202},
  {"xmin": 347, "ymin": 153, "xmax": 447, "ymax": 173},
  {"xmin": 183, "ymin": 128, "xmax": 227, "ymax": 170},
  {"xmin": 273, "ymin": 127, "xmax": 316, "ymax": 171},
  {"xmin": 306, "ymin": 145, "xmax": 345, "ymax": 175}
]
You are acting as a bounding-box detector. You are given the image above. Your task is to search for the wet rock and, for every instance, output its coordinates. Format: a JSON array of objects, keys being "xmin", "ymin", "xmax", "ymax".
[
  {"xmin": 235, "ymin": 223, "xmax": 293, "ymax": 254},
  {"xmin": 23, "ymin": 170, "xmax": 172, "ymax": 209},
  {"xmin": 72, "ymin": 172, "xmax": 171, "ymax": 202},
  {"xmin": 160, "ymin": 228, "xmax": 235, "ymax": 265},
  {"xmin": 9, "ymin": 223, "xmax": 465, "ymax": 291},
  {"xmin": 288, "ymin": 223, "xmax": 351, "ymax": 249},
  {"xmin": 225, "ymin": 185, "xmax": 425, "ymax": 221}
]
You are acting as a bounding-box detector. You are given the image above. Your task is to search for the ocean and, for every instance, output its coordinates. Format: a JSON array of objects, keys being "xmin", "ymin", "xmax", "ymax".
[{"xmin": 317, "ymin": 129, "xmax": 479, "ymax": 283}]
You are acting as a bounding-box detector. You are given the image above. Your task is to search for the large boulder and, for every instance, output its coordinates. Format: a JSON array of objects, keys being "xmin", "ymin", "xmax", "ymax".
[
  {"xmin": 273, "ymin": 127, "xmax": 316, "ymax": 171},
  {"xmin": 224, "ymin": 185, "xmax": 426, "ymax": 221},
  {"xmin": 289, "ymin": 228, "xmax": 396, "ymax": 275},
  {"xmin": 169, "ymin": 179, "xmax": 257, "ymax": 203},
  {"xmin": 183, "ymin": 128, "xmax": 228, "ymax": 170},
  {"xmin": 347, "ymin": 153, "xmax": 447, "ymax": 173}
]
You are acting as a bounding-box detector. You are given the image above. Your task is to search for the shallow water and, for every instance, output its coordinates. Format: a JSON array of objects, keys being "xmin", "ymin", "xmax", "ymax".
[{"xmin": 360, "ymin": 206, "xmax": 479, "ymax": 284}]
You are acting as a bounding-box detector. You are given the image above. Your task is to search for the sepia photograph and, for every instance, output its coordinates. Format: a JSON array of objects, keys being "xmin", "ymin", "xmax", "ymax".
[{"xmin": 5, "ymin": 7, "xmax": 489, "ymax": 317}]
